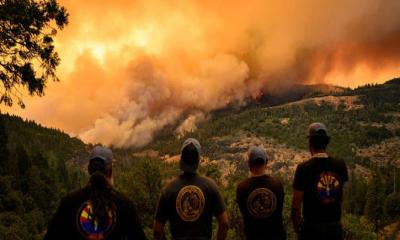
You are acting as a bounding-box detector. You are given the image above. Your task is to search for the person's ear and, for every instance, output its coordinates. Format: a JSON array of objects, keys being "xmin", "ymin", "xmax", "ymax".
[{"xmin": 108, "ymin": 169, "xmax": 114, "ymax": 185}]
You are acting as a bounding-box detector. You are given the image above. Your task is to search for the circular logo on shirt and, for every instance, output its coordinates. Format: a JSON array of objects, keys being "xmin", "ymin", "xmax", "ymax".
[
  {"xmin": 316, "ymin": 172, "xmax": 341, "ymax": 204},
  {"xmin": 76, "ymin": 201, "xmax": 116, "ymax": 239},
  {"xmin": 176, "ymin": 185, "xmax": 205, "ymax": 222},
  {"xmin": 247, "ymin": 188, "xmax": 277, "ymax": 218}
]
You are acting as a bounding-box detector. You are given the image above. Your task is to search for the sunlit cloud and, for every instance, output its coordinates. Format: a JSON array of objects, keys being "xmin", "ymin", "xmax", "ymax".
[{"xmin": 2, "ymin": 0, "xmax": 400, "ymax": 147}]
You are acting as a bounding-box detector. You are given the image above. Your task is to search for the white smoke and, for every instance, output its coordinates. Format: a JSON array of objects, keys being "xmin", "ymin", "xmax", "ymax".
[
  {"xmin": 79, "ymin": 54, "xmax": 249, "ymax": 147},
  {"xmin": 175, "ymin": 112, "xmax": 207, "ymax": 138},
  {"xmin": 5, "ymin": 0, "xmax": 400, "ymax": 148}
]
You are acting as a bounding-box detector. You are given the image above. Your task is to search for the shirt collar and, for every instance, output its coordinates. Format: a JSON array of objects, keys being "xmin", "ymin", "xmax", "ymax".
[
  {"xmin": 312, "ymin": 152, "xmax": 329, "ymax": 158},
  {"xmin": 250, "ymin": 172, "xmax": 267, "ymax": 178}
]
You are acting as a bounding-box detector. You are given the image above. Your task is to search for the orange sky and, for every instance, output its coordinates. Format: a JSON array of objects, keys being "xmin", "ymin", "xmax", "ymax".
[{"xmin": 2, "ymin": 0, "xmax": 400, "ymax": 147}]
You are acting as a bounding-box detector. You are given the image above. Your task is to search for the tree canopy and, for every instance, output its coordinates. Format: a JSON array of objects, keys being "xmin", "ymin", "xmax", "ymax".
[{"xmin": 0, "ymin": 0, "xmax": 68, "ymax": 108}]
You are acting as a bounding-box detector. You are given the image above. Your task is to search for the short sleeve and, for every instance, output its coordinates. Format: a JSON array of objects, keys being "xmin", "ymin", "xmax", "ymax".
[
  {"xmin": 235, "ymin": 183, "xmax": 243, "ymax": 206},
  {"xmin": 235, "ymin": 183, "xmax": 247, "ymax": 216},
  {"xmin": 210, "ymin": 181, "xmax": 226, "ymax": 216},
  {"xmin": 44, "ymin": 198, "xmax": 69, "ymax": 240},
  {"xmin": 292, "ymin": 164, "xmax": 305, "ymax": 191},
  {"xmin": 154, "ymin": 191, "xmax": 168, "ymax": 223},
  {"xmin": 277, "ymin": 178, "xmax": 285, "ymax": 202}
]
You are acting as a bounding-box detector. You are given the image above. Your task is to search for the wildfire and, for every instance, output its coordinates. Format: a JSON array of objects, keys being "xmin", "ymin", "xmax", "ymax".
[{"xmin": 2, "ymin": 0, "xmax": 400, "ymax": 147}]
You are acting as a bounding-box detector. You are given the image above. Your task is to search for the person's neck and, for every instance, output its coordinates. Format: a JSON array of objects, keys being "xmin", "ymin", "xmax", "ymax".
[
  {"xmin": 310, "ymin": 149, "xmax": 328, "ymax": 157},
  {"xmin": 182, "ymin": 171, "xmax": 197, "ymax": 176},
  {"xmin": 250, "ymin": 171, "xmax": 266, "ymax": 177}
]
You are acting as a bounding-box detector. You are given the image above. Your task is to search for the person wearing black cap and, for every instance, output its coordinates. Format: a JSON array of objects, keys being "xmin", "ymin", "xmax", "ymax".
[
  {"xmin": 236, "ymin": 146, "xmax": 286, "ymax": 240},
  {"xmin": 44, "ymin": 146, "xmax": 147, "ymax": 240},
  {"xmin": 291, "ymin": 123, "xmax": 348, "ymax": 240},
  {"xmin": 153, "ymin": 138, "xmax": 229, "ymax": 240}
]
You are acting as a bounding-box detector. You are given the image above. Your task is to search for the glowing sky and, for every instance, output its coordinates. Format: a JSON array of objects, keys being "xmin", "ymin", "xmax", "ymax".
[{"xmin": 2, "ymin": 0, "xmax": 400, "ymax": 147}]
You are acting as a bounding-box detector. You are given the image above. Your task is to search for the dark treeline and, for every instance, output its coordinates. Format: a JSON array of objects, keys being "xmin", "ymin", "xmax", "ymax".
[
  {"xmin": 0, "ymin": 114, "xmax": 86, "ymax": 239},
  {"xmin": 0, "ymin": 79, "xmax": 400, "ymax": 239}
]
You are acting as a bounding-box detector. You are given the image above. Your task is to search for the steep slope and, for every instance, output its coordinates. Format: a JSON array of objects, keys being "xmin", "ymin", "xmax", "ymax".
[
  {"xmin": 137, "ymin": 78, "xmax": 400, "ymax": 238},
  {"xmin": 0, "ymin": 114, "xmax": 87, "ymax": 239}
]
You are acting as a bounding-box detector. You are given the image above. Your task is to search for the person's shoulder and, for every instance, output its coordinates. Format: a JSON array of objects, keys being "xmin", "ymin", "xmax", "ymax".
[
  {"xmin": 296, "ymin": 159, "xmax": 311, "ymax": 170},
  {"xmin": 160, "ymin": 176, "xmax": 181, "ymax": 195},
  {"xmin": 237, "ymin": 177, "xmax": 251, "ymax": 186},
  {"xmin": 267, "ymin": 175, "xmax": 284, "ymax": 186},
  {"xmin": 199, "ymin": 175, "xmax": 218, "ymax": 186},
  {"xmin": 236, "ymin": 177, "xmax": 251, "ymax": 190},
  {"xmin": 111, "ymin": 189, "xmax": 133, "ymax": 204},
  {"xmin": 329, "ymin": 156, "xmax": 346, "ymax": 165},
  {"xmin": 324, "ymin": 156, "xmax": 347, "ymax": 170},
  {"xmin": 62, "ymin": 187, "xmax": 89, "ymax": 204},
  {"xmin": 329, "ymin": 156, "xmax": 348, "ymax": 176},
  {"xmin": 197, "ymin": 175, "xmax": 221, "ymax": 192},
  {"xmin": 165, "ymin": 176, "xmax": 180, "ymax": 188}
]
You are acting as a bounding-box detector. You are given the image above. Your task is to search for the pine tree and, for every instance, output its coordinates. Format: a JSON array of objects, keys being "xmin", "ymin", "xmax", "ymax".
[
  {"xmin": 364, "ymin": 167, "xmax": 385, "ymax": 232},
  {"xmin": 0, "ymin": 0, "xmax": 69, "ymax": 107},
  {"xmin": 0, "ymin": 117, "xmax": 9, "ymax": 174},
  {"xmin": 17, "ymin": 146, "xmax": 31, "ymax": 176}
]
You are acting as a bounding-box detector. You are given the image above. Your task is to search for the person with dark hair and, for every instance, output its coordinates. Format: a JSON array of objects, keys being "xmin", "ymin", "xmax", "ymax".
[
  {"xmin": 44, "ymin": 146, "xmax": 146, "ymax": 240},
  {"xmin": 153, "ymin": 138, "xmax": 229, "ymax": 240},
  {"xmin": 236, "ymin": 146, "xmax": 286, "ymax": 240},
  {"xmin": 291, "ymin": 123, "xmax": 348, "ymax": 240}
]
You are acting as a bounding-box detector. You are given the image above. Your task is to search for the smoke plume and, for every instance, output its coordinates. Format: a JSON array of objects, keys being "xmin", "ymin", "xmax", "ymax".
[{"xmin": 3, "ymin": 0, "xmax": 400, "ymax": 147}]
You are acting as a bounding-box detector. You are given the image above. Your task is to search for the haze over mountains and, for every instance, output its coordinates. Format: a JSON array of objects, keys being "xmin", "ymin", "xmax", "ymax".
[
  {"xmin": 1, "ymin": 78, "xmax": 400, "ymax": 239},
  {"xmin": 3, "ymin": 0, "xmax": 400, "ymax": 149}
]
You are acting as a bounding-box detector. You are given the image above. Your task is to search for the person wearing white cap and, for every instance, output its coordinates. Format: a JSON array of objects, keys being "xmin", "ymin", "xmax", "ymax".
[
  {"xmin": 236, "ymin": 146, "xmax": 286, "ymax": 240},
  {"xmin": 153, "ymin": 138, "xmax": 229, "ymax": 240},
  {"xmin": 45, "ymin": 146, "xmax": 147, "ymax": 240},
  {"xmin": 291, "ymin": 123, "xmax": 348, "ymax": 240}
]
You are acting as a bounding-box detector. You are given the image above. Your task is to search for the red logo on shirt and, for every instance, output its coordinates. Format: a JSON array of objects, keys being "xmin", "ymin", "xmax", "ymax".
[
  {"xmin": 76, "ymin": 201, "xmax": 116, "ymax": 239},
  {"xmin": 316, "ymin": 172, "xmax": 341, "ymax": 204}
]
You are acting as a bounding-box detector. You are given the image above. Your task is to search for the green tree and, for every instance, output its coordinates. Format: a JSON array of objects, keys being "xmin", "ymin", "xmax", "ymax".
[
  {"xmin": 342, "ymin": 214, "xmax": 377, "ymax": 240},
  {"xmin": 0, "ymin": 212, "xmax": 29, "ymax": 240},
  {"xmin": 344, "ymin": 170, "xmax": 368, "ymax": 215},
  {"xmin": 364, "ymin": 167, "xmax": 385, "ymax": 232},
  {"xmin": 16, "ymin": 146, "xmax": 31, "ymax": 176},
  {"xmin": 0, "ymin": 0, "xmax": 68, "ymax": 107},
  {"xmin": 0, "ymin": 117, "xmax": 8, "ymax": 173},
  {"xmin": 116, "ymin": 158, "xmax": 162, "ymax": 231},
  {"xmin": 384, "ymin": 193, "xmax": 400, "ymax": 221}
]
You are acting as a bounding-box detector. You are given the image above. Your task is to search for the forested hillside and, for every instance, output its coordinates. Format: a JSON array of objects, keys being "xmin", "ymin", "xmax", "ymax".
[
  {"xmin": 0, "ymin": 114, "xmax": 87, "ymax": 239},
  {"xmin": 0, "ymin": 79, "xmax": 399, "ymax": 239},
  {"xmin": 138, "ymin": 78, "xmax": 400, "ymax": 239}
]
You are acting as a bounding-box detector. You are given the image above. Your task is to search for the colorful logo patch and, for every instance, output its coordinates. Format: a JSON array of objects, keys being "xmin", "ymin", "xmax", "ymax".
[
  {"xmin": 176, "ymin": 185, "xmax": 205, "ymax": 222},
  {"xmin": 316, "ymin": 172, "xmax": 341, "ymax": 204},
  {"xmin": 247, "ymin": 188, "xmax": 277, "ymax": 218},
  {"xmin": 77, "ymin": 201, "xmax": 116, "ymax": 239}
]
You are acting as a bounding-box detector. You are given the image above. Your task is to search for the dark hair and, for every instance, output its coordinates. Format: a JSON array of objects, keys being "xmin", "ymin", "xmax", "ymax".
[
  {"xmin": 309, "ymin": 135, "xmax": 330, "ymax": 151},
  {"xmin": 88, "ymin": 158, "xmax": 113, "ymax": 229},
  {"xmin": 248, "ymin": 157, "xmax": 267, "ymax": 171}
]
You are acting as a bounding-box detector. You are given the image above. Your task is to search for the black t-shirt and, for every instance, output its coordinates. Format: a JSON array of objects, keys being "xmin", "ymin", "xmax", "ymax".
[
  {"xmin": 236, "ymin": 175, "xmax": 285, "ymax": 240},
  {"xmin": 292, "ymin": 156, "xmax": 348, "ymax": 223},
  {"xmin": 44, "ymin": 186, "xmax": 146, "ymax": 240},
  {"xmin": 155, "ymin": 173, "xmax": 226, "ymax": 240}
]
